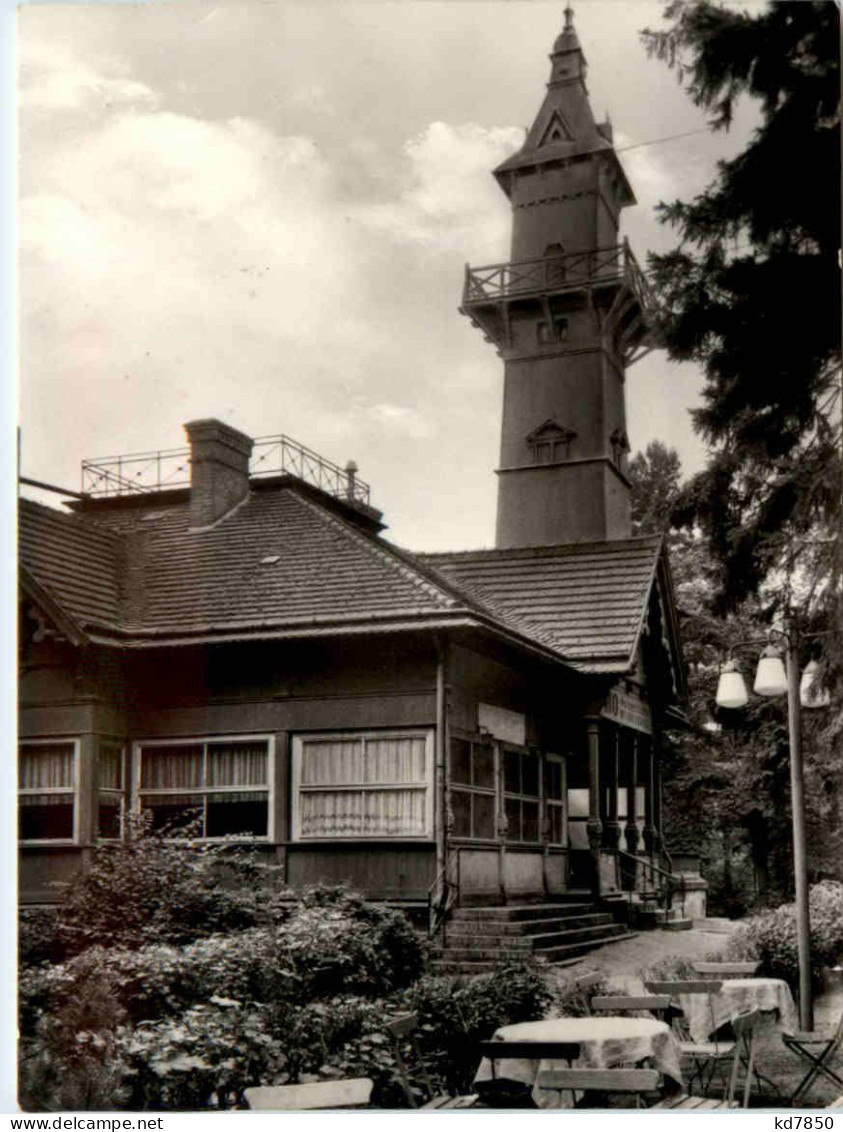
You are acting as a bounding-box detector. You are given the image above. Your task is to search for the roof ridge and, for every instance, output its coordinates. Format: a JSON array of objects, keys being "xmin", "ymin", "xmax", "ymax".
[
  {"xmin": 289, "ymin": 490, "xmax": 463, "ymax": 614},
  {"xmin": 20, "ymin": 496, "xmax": 125, "ymax": 548},
  {"xmin": 420, "ymin": 535, "xmax": 662, "ymax": 561}
]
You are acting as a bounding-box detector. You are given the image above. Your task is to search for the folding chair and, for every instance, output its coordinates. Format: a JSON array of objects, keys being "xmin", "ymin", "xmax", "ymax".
[
  {"xmin": 783, "ymin": 1008, "xmax": 843, "ymax": 1105},
  {"xmin": 653, "ymin": 1009, "xmax": 762, "ymax": 1110},
  {"xmin": 244, "ymin": 1078, "xmax": 373, "ymax": 1110},
  {"xmin": 645, "ymin": 979, "xmax": 733, "ymax": 1096},
  {"xmin": 537, "ymin": 1067, "xmax": 660, "ymax": 1109},
  {"xmin": 592, "ymin": 995, "xmax": 672, "ymax": 1018},
  {"xmin": 385, "ymin": 1012, "xmax": 480, "ymax": 1109},
  {"xmin": 694, "ymin": 961, "xmax": 760, "ymax": 979},
  {"xmin": 474, "ymin": 1040, "xmax": 580, "ymax": 1108}
]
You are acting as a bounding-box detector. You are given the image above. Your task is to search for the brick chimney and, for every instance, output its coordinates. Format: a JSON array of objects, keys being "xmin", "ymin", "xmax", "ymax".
[{"xmin": 184, "ymin": 419, "xmax": 254, "ymax": 529}]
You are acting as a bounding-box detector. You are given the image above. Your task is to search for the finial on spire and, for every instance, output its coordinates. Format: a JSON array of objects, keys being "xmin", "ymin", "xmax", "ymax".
[{"xmin": 564, "ymin": 5, "xmax": 574, "ymax": 31}]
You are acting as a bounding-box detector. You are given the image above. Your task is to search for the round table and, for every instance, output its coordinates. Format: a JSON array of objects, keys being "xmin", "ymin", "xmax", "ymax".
[
  {"xmin": 472, "ymin": 1016, "xmax": 684, "ymax": 1109},
  {"xmin": 679, "ymin": 978, "xmax": 798, "ymax": 1043}
]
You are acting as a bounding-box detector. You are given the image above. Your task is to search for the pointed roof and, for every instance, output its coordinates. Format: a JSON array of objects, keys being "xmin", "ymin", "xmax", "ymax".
[{"xmin": 494, "ymin": 8, "xmax": 635, "ymax": 205}]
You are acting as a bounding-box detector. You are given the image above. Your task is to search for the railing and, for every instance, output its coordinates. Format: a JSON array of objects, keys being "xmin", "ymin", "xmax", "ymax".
[
  {"xmin": 462, "ymin": 239, "xmax": 654, "ymax": 309},
  {"xmin": 81, "ymin": 433, "xmax": 371, "ymax": 508},
  {"xmin": 617, "ymin": 849, "xmax": 686, "ymax": 922},
  {"xmin": 427, "ymin": 865, "xmax": 458, "ymax": 939}
]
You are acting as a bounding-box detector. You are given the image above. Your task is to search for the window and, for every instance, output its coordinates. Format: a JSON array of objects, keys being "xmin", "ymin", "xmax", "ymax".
[
  {"xmin": 503, "ymin": 746, "xmax": 540, "ymax": 843},
  {"xmin": 19, "ymin": 740, "xmax": 79, "ymax": 842},
  {"xmin": 527, "ymin": 421, "xmax": 576, "ymax": 464},
  {"xmin": 450, "ymin": 735, "xmax": 496, "ymax": 840},
  {"xmin": 97, "ymin": 741, "xmax": 125, "ymax": 840},
  {"xmin": 293, "ymin": 731, "xmax": 433, "ymax": 840},
  {"xmin": 136, "ymin": 736, "xmax": 273, "ymax": 839},
  {"xmin": 546, "ymin": 754, "xmax": 567, "ymax": 845},
  {"xmin": 536, "ymin": 317, "xmax": 568, "ymax": 344}
]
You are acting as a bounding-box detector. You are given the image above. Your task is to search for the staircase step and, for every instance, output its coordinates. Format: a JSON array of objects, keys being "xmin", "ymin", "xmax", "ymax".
[
  {"xmin": 443, "ymin": 912, "xmax": 614, "ymax": 938},
  {"xmin": 428, "ymin": 933, "xmax": 638, "ymax": 975},
  {"xmin": 449, "ymin": 902, "xmax": 595, "ymax": 923},
  {"xmin": 534, "ymin": 930, "xmax": 638, "ymax": 963}
]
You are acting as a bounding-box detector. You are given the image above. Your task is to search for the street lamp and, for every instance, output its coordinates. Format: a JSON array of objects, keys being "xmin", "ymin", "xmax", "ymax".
[{"xmin": 714, "ymin": 629, "xmax": 830, "ymax": 1031}]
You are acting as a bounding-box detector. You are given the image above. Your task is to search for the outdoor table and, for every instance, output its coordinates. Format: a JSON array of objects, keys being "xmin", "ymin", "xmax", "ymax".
[
  {"xmin": 679, "ymin": 978, "xmax": 798, "ymax": 1043},
  {"xmin": 472, "ymin": 1017, "xmax": 684, "ymax": 1109}
]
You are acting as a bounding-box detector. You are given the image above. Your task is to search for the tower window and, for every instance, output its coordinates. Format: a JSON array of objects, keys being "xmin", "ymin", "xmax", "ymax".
[
  {"xmin": 537, "ymin": 317, "xmax": 568, "ymax": 344},
  {"xmin": 610, "ymin": 427, "xmax": 630, "ymax": 470},
  {"xmin": 527, "ymin": 420, "xmax": 577, "ymax": 465}
]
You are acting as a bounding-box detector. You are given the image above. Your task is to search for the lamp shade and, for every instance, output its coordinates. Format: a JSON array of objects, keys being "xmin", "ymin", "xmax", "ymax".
[
  {"xmin": 754, "ymin": 646, "xmax": 788, "ymax": 697},
  {"xmin": 800, "ymin": 660, "xmax": 831, "ymax": 709},
  {"xmin": 716, "ymin": 661, "xmax": 749, "ymax": 709}
]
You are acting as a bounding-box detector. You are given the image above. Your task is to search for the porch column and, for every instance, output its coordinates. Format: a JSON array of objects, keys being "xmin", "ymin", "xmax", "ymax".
[
  {"xmin": 586, "ymin": 716, "xmax": 603, "ymax": 897},
  {"xmin": 642, "ymin": 737, "xmax": 658, "ymax": 857},
  {"xmin": 625, "ymin": 733, "xmax": 640, "ymax": 858},
  {"xmin": 602, "ymin": 726, "xmax": 621, "ymax": 850}
]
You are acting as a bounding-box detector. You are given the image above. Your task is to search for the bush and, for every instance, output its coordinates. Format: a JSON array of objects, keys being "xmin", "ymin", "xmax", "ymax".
[
  {"xmin": 725, "ymin": 881, "xmax": 843, "ymax": 989},
  {"xmin": 56, "ymin": 813, "xmax": 286, "ymax": 956},
  {"xmin": 408, "ymin": 959, "xmax": 552, "ymax": 1096},
  {"xmin": 19, "ymin": 907, "xmax": 65, "ymax": 969},
  {"xmin": 640, "ymin": 953, "xmax": 702, "ymax": 983}
]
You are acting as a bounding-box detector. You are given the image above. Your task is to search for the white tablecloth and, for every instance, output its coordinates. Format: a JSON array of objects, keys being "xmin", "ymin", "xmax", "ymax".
[
  {"xmin": 472, "ymin": 1016, "xmax": 684, "ymax": 1109},
  {"xmin": 680, "ymin": 978, "xmax": 798, "ymax": 1043}
]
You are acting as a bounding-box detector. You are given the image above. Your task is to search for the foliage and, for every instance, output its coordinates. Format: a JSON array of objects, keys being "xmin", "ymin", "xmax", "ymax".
[
  {"xmin": 628, "ymin": 440, "xmax": 683, "ymax": 536},
  {"xmin": 725, "ymin": 881, "xmax": 843, "ymax": 989},
  {"xmin": 641, "ymin": 0, "xmax": 841, "ymax": 622},
  {"xmin": 640, "ymin": 953, "xmax": 701, "ymax": 983},
  {"xmin": 19, "ymin": 907, "xmax": 65, "ymax": 969},
  {"xmin": 408, "ymin": 959, "xmax": 552, "ymax": 1096},
  {"xmin": 55, "ymin": 812, "xmax": 286, "ymax": 956},
  {"xmin": 550, "ymin": 970, "xmax": 612, "ymax": 1017}
]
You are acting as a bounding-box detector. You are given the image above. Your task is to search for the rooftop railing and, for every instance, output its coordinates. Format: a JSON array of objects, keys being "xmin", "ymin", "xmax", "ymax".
[
  {"xmin": 81, "ymin": 433, "xmax": 371, "ymax": 507},
  {"xmin": 462, "ymin": 239, "xmax": 654, "ymax": 310}
]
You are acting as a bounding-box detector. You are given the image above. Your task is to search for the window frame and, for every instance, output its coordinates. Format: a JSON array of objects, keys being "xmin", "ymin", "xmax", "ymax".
[
  {"xmin": 545, "ymin": 753, "xmax": 568, "ymax": 847},
  {"xmin": 96, "ymin": 739, "xmax": 126, "ymax": 842},
  {"xmin": 449, "ymin": 732, "xmax": 497, "ymax": 843},
  {"xmin": 291, "ymin": 729, "xmax": 434, "ymax": 842},
  {"xmin": 501, "ymin": 743, "xmax": 542, "ymax": 845},
  {"xmin": 133, "ymin": 734, "xmax": 276, "ymax": 842},
  {"xmin": 18, "ymin": 737, "xmax": 81, "ymax": 846}
]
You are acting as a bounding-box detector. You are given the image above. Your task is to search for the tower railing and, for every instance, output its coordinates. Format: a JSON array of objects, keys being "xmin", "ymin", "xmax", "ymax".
[
  {"xmin": 462, "ymin": 240, "xmax": 653, "ymax": 309},
  {"xmin": 81, "ymin": 434, "xmax": 371, "ymax": 507}
]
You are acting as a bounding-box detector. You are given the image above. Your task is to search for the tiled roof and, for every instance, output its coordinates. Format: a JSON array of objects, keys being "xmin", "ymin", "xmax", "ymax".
[
  {"xmin": 419, "ymin": 537, "xmax": 663, "ymax": 673},
  {"xmin": 20, "ymin": 485, "xmax": 567, "ymax": 664},
  {"xmin": 19, "ymin": 499, "xmax": 124, "ymax": 633},
  {"xmin": 19, "ymin": 484, "xmax": 663, "ymax": 675}
]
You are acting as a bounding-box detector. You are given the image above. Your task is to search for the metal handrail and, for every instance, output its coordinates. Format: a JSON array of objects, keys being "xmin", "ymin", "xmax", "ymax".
[
  {"xmin": 427, "ymin": 866, "xmax": 457, "ymax": 939},
  {"xmin": 617, "ymin": 849, "xmax": 687, "ymax": 921}
]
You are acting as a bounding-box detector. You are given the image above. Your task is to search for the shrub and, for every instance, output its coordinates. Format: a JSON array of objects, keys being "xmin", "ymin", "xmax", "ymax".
[
  {"xmin": 726, "ymin": 881, "xmax": 843, "ymax": 989},
  {"xmin": 551, "ymin": 970, "xmax": 612, "ymax": 1016},
  {"xmin": 280, "ymin": 886, "xmax": 426, "ymax": 998},
  {"xmin": 56, "ymin": 813, "xmax": 286, "ymax": 956},
  {"xmin": 408, "ymin": 959, "xmax": 552, "ymax": 1096},
  {"xmin": 19, "ymin": 907, "xmax": 65, "ymax": 969},
  {"xmin": 640, "ymin": 953, "xmax": 701, "ymax": 983}
]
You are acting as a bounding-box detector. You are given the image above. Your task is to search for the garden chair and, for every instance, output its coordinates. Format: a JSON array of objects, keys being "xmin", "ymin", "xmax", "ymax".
[
  {"xmin": 783, "ymin": 1008, "xmax": 843, "ymax": 1104},
  {"xmin": 591, "ymin": 995, "xmax": 672, "ymax": 1018},
  {"xmin": 537, "ymin": 1067, "xmax": 660, "ymax": 1109},
  {"xmin": 653, "ymin": 1009, "xmax": 762, "ymax": 1110},
  {"xmin": 694, "ymin": 961, "xmax": 760, "ymax": 979},
  {"xmin": 474, "ymin": 1040, "xmax": 581, "ymax": 1107},
  {"xmin": 645, "ymin": 979, "xmax": 732, "ymax": 1096},
  {"xmin": 385, "ymin": 1012, "xmax": 481, "ymax": 1109},
  {"xmin": 244, "ymin": 1078, "xmax": 374, "ymax": 1110}
]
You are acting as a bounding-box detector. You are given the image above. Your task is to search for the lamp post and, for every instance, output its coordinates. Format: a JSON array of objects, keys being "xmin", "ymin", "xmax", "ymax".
[{"xmin": 715, "ymin": 629, "xmax": 830, "ymax": 1031}]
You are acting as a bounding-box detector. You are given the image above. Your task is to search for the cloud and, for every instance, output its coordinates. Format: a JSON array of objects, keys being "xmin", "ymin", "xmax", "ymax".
[
  {"xmin": 18, "ymin": 37, "xmax": 159, "ymax": 113},
  {"xmin": 357, "ymin": 121, "xmax": 523, "ymax": 256}
]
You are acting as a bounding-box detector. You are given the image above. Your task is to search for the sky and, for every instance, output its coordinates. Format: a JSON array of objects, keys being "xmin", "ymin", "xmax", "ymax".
[{"xmin": 17, "ymin": 0, "xmax": 763, "ymax": 552}]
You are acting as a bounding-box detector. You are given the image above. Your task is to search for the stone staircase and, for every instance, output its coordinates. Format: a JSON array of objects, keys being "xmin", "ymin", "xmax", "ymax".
[{"xmin": 429, "ymin": 900, "xmax": 637, "ymax": 976}]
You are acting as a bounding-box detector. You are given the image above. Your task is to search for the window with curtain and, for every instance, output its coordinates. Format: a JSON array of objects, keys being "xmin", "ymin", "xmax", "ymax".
[
  {"xmin": 137, "ymin": 737, "xmax": 272, "ymax": 838},
  {"xmin": 98, "ymin": 741, "xmax": 125, "ymax": 840},
  {"xmin": 292, "ymin": 731, "xmax": 433, "ymax": 840},
  {"xmin": 19, "ymin": 740, "xmax": 78, "ymax": 842},
  {"xmin": 503, "ymin": 746, "xmax": 540, "ymax": 843},
  {"xmin": 449, "ymin": 735, "xmax": 496, "ymax": 840}
]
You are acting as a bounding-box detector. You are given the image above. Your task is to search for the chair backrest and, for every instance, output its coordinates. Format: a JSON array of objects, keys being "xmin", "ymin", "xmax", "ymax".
[
  {"xmin": 592, "ymin": 995, "xmax": 671, "ymax": 1015},
  {"xmin": 537, "ymin": 1067, "xmax": 659, "ymax": 1108},
  {"xmin": 385, "ymin": 1012, "xmax": 435, "ymax": 1107},
  {"xmin": 725, "ymin": 1009, "xmax": 762, "ymax": 1109},
  {"xmin": 644, "ymin": 980, "xmax": 724, "ymax": 995},
  {"xmin": 244, "ymin": 1078, "xmax": 373, "ymax": 1110},
  {"xmin": 476, "ymin": 1040, "xmax": 581, "ymax": 1066},
  {"xmin": 694, "ymin": 961, "xmax": 759, "ymax": 978}
]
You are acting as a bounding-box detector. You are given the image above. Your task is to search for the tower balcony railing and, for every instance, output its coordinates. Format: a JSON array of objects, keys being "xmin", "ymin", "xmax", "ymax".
[
  {"xmin": 80, "ymin": 433, "xmax": 371, "ymax": 508},
  {"xmin": 462, "ymin": 239, "xmax": 654, "ymax": 311}
]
